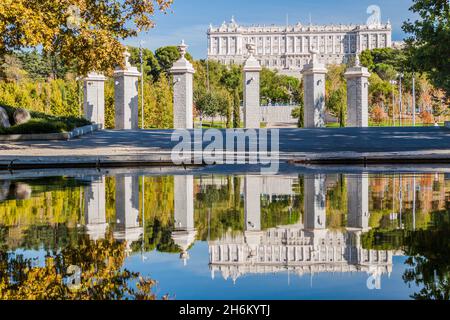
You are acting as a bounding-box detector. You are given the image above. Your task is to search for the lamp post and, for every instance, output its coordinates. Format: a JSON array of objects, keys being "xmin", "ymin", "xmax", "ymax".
[
  {"xmin": 139, "ymin": 40, "xmax": 145, "ymax": 129},
  {"xmin": 412, "ymin": 72, "xmax": 416, "ymax": 126},
  {"xmin": 389, "ymin": 79, "xmax": 397, "ymax": 126},
  {"xmin": 398, "ymin": 73, "xmax": 404, "ymax": 127}
]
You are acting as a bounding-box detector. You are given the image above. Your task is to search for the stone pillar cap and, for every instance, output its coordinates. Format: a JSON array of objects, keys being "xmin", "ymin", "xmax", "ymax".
[
  {"xmin": 113, "ymin": 67, "xmax": 141, "ymax": 77},
  {"xmin": 170, "ymin": 57, "xmax": 195, "ymax": 74},
  {"xmin": 243, "ymin": 55, "xmax": 262, "ymax": 72},
  {"xmin": 84, "ymin": 72, "xmax": 107, "ymax": 81},
  {"xmin": 301, "ymin": 62, "xmax": 327, "ymax": 75},
  {"xmin": 344, "ymin": 66, "xmax": 371, "ymax": 78}
]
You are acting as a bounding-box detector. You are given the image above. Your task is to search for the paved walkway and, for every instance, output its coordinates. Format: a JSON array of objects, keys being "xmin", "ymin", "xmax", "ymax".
[{"xmin": 0, "ymin": 127, "xmax": 449, "ymax": 167}]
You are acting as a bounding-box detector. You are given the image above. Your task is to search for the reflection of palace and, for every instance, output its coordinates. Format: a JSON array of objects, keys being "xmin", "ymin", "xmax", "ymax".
[{"xmin": 208, "ymin": 174, "xmax": 396, "ymax": 284}]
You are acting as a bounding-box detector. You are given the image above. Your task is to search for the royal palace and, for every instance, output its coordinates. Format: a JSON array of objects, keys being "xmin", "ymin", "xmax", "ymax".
[{"xmin": 207, "ymin": 17, "xmax": 393, "ymax": 75}]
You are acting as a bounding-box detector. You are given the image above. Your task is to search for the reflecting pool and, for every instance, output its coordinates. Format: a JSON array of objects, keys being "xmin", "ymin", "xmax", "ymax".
[{"xmin": 0, "ymin": 168, "xmax": 449, "ymax": 300}]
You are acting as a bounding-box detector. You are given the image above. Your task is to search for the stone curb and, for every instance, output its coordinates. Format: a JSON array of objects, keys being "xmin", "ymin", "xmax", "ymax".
[
  {"xmin": 0, "ymin": 150, "xmax": 450, "ymax": 170},
  {"xmin": 0, "ymin": 123, "xmax": 101, "ymax": 141}
]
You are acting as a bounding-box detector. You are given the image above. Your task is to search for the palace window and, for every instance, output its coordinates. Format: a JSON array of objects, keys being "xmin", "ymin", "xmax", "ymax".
[
  {"xmin": 221, "ymin": 37, "xmax": 227, "ymax": 54},
  {"xmin": 258, "ymin": 37, "xmax": 263, "ymax": 54},
  {"xmin": 296, "ymin": 37, "xmax": 302, "ymax": 52},
  {"xmin": 371, "ymin": 34, "xmax": 377, "ymax": 48},
  {"xmin": 288, "ymin": 37, "xmax": 294, "ymax": 53},
  {"xmin": 350, "ymin": 35, "xmax": 356, "ymax": 53},
  {"xmin": 319, "ymin": 36, "xmax": 325, "ymax": 53},
  {"xmin": 230, "ymin": 37, "xmax": 236, "ymax": 54},
  {"xmin": 335, "ymin": 35, "xmax": 341, "ymax": 53},
  {"xmin": 212, "ymin": 37, "xmax": 219, "ymax": 54},
  {"xmin": 380, "ymin": 34, "xmax": 386, "ymax": 48}
]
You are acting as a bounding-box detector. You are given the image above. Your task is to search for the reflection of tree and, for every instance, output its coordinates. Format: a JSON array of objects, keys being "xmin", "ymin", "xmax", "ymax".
[
  {"xmin": 135, "ymin": 219, "xmax": 180, "ymax": 254},
  {"xmin": 403, "ymin": 210, "xmax": 450, "ymax": 300},
  {"xmin": 0, "ymin": 234, "xmax": 157, "ymax": 300},
  {"xmin": 362, "ymin": 229, "xmax": 405, "ymax": 250},
  {"xmin": 194, "ymin": 176, "xmax": 302, "ymax": 241},
  {"xmin": 326, "ymin": 174, "xmax": 347, "ymax": 229},
  {"xmin": 195, "ymin": 178, "xmax": 244, "ymax": 241},
  {"xmin": 19, "ymin": 224, "xmax": 81, "ymax": 252}
]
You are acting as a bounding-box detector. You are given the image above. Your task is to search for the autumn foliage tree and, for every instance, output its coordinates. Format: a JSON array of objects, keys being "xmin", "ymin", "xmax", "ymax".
[
  {"xmin": 0, "ymin": 0, "xmax": 174, "ymax": 76},
  {"xmin": 371, "ymin": 105, "xmax": 388, "ymax": 125}
]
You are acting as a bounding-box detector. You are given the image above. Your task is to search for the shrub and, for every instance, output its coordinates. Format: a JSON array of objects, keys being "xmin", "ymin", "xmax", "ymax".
[
  {"xmin": 419, "ymin": 110, "xmax": 434, "ymax": 124},
  {"xmin": 371, "ymin": 105, "xmax": 387, "ymax": 125},
  {"xmin": 0, "ymin": 104, "xmax": 90, "ymax": 134}
]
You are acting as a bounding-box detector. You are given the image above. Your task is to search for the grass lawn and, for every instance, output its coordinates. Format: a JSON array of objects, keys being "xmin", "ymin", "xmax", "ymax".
[{"xmin": 0, "ymin": 104, "xmax": 91, "ymax": 135}]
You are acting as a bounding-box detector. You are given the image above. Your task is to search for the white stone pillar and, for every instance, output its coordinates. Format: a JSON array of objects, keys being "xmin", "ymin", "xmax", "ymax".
[
  {"xmin": 347, "ymin": 174, "xmax": 370, "ymax": 231},
  {"xmin": 114, "ymin": 175, "xmax": 142, "ymax": 243},
  {"xmin": 344, "ymin": 55, "xmax": 370, "ymax": 127},
  {"xmin": 84, "ymin": 176, "xmax": 107, "ymax": 240},
  {"xmin": 170, "ymin": 41, "xmax": 195, "ymax": 129},
  {"xmin": 243, "ymin": 43, "xmax": 262, "ymax": 128},
  {"xmin": 83, "ymin": 72, "xmax": 106, "ymax": 127},
  {"xmin": 172, "ymin": 175, "xmax": 196, "ymax": 265},
  {"xmin": 114, "ymin": 50, "xmax": 141, "ymax": 129},
  {"xmin": 304, "ymin": 174, "xmax": 326, "ymax": 230},
  {"xmin": 301, "ymin": 49, "xmax": 327, "ymax": 128}
]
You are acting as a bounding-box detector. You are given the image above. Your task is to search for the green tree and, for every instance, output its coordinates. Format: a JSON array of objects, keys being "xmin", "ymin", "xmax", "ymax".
[
  {"xmin": 326, "ymin": 65, "xmax": 347, "ymax": 127},
  {"xmin": 232, "ymin": 87, "xmax": 241, "ymax": 128},
  {"xmin": 327, "ymin": 88, "xmax": 346, "ymax": 127},
  {"xmin": 128, "ymin": 46, "xmax": 161, "ymax": 81},
  {"xmin": 155, "ymin": 46, "xmax": 193, "ymax": 75},
  {"xmin": 403, "ymin": 0, "xmax": 450, "ymax": 96},
  {"xmin": 0, "ymin": 54, "xmax": 27, "ymax": 82}
]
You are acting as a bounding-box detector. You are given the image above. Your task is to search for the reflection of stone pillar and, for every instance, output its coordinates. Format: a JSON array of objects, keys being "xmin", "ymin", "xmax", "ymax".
[
  {"xmin": 244, "ymin": 176, "xmax": 261, "ymax": 231},
  {"xmin": 301, "ymin": 50, "xmax": 327, "ymax": 128},
  {"xmin": 172, "ymin": 175, "xmax": 196, "ymax": 265},
  {"xmin": 304, "ymin": 174, "xmax": 326, "ymax": 230},
  {"xmin": 347, "ymin": 174, "xmax": 370, "ymax": 231},
  {"xmin": 344, "ymin": 56, "xmax": 370, "ymax": 127},
  {"xmin": 114, "ymin": 176, "xmax": 142, "ymax": 243},
  {"xmin": 170, "ymin": 41, "xmax": 195, "ymax": 129},
  {"xmin": 174, "ymin": 175, "xmax": 194, "ymax": 231},
  {"xmin": 244, "ymin": 176, "xmax": 263, "ymax": 247},
  {"xmin": 243, "ymin": 43, "xmax": 262, "ymax": 128},
  {"xmin": 114, "ymin": 50, "xmax": 141, "ymax": 129},
  {"xmin": 0, "ymin": 180, "xmax": 10, "ymax": 201},
  {"xmin": 84, "ymin": 177, "xmax": 107, "ymax": 240},
  {"xmin": 83, "ymin": 72, "xmax": 106, "ymax": 126}
]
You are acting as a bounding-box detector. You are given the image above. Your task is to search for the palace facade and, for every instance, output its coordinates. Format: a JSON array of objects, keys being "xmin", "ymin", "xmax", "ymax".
[{"xmin": 207, "ymin": 17, "xmax": 392, "ymax": 75}]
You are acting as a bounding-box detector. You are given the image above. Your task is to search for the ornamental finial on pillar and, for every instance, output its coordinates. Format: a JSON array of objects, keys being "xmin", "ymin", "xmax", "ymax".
[
  {"xmin": 124, "ymin": 49, "xmax": 131, "ymax": 68},
  {"xmin": 355, "ymin": 54, "xmax": 361, "ymax": 67},
  {"xmin": 178, "ymin": 40, "xmax": 188, "ymax": 59},
  {"xmin": 309, "ymin": 47, "xmax": 318, "ymax": 63},
  {"xmin": 246, "ymin": 43, "xmax": 256, "ymax": 57}
]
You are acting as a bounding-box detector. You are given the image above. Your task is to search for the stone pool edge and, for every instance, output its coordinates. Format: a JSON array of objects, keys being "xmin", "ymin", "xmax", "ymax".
[
  {"xmin": 0, "ymin": 150, "xmax": 450, "ymax": 170},
  {"xmin": 0, "ymin": 123, "xmax": 102, "ymax": 141}
]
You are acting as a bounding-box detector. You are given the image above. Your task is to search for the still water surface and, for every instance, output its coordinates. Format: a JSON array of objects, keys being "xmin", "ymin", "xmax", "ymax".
[{"xmin": 0, "ymin": 169, "xmax": 449, "ymax": 300}]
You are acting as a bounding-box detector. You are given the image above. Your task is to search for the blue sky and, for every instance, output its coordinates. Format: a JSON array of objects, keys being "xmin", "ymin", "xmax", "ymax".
[{"xmin": 124, "ymin": 0, "xmax": 416, "ymax": 59}]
